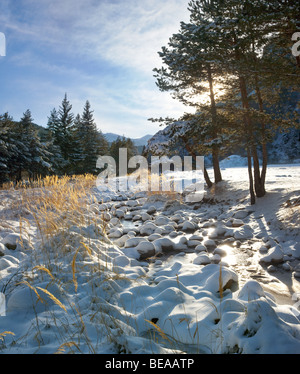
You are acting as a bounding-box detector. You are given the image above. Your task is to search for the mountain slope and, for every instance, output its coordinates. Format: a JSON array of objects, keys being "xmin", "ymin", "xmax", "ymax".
[{"xmin": 104, "ymin": 133, "xmax": 152, "ymax": 146}]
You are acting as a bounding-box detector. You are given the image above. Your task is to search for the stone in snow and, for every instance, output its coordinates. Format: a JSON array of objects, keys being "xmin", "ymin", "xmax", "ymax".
[
  {"xmin": 193, "ymin": 254, "xmax": 211, "ymax": 265},
  {"xmin": 146, "ymin": 206, "xmax": 157, "ymax": 214},
  {"xmin": 195, "ymin": 244, "xmax": 207, "ymax": 253},
  {"xmin": 203, "ymin": 239, "xmax": 217, "ymax": 251},
  {"xmin": 124, "ymin": 237, "xmax": 146, "ymax": 248},
  {"xmin": 136, "ymin": 240, "xmax": 156, "ymax": 260},
  {"xmin": 182, "ymin": 221, "xmax": 196, "ymax": 232},
  {"xmin": 259, "ymin": 245, "xmax": 284, "ymax": 265},
  {"xmin": 232, "ymin": 219, "xmax": 244, "ymax": 227},
  {"xmin": 233, "ymin": 210, "xmax": 249, "ymax": 219}
]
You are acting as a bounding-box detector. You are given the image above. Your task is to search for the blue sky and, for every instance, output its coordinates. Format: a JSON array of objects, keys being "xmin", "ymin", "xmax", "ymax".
[{"xmin": 0, "ymin": 0, "xmax": 190, "ymax": 138}]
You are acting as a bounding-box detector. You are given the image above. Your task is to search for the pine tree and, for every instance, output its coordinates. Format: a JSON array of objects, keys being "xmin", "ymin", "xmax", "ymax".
[
  {"xmin": 55, "ymin": 94, "xmax": 76, "ymax": 174},
  {"xmin": 73, "ymin": 101, "xmax": 109, "ymax": 174},
  {"xmin": 109, "ymin": 136, "xmax": 137, "ymax": 176},
  {"xmin": 18, "ymin": 109, "xmax": 51, "ymax": 180},
  {"xmin": 153, "ymin": 3, "xmax": 228, "ymax": 184},
  {"xmin": 0, "ymin": 113, "xmax": 16, "ymax": 185},
  {"xmin": 45, "ymin": 108, "xmax": 65, "ymax": 175},
  {"xmin": 198, "ymin": 0, "xmax": 299, "ymax": 201},
  {"xmin": 47, "ymin": 108, "xmax": 60, "ymax": 139},
  {"xmin": 153, "ymin": 0, "xmax": 299, "ymax": 203}
]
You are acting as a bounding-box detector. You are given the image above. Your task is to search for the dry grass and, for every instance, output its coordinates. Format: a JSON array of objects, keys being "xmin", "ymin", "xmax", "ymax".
[
  {"xmin": 1, "ymin": 173, "xmax": 227, "ymax": 353},
  {"xmin": 1, "ymin": 174, "xmax": 113, "ymax": 352}
]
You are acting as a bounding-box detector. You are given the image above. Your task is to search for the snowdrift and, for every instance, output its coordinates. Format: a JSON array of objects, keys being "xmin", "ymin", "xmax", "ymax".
[{"xmin": 0, "ymin": 165, "xmax": 299, "ymax": 354}]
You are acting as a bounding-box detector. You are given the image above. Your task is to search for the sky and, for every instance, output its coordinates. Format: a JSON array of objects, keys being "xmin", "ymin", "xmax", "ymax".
[{"xmin": 0, "ymin": 0, "xmax": 192, "ymax": 138}]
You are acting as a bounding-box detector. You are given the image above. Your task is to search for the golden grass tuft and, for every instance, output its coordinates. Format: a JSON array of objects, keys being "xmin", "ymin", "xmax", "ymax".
[
  {"xmin": 55, "ymin": 341, "xmax": 81, "ymax": 354},
  {"xmin": 0, "ymin": 331, "xmax": 15, "ymax": 341},
  {"xmin": 36, "ymin": 286, "xmax": 67, "ymax": 313}
]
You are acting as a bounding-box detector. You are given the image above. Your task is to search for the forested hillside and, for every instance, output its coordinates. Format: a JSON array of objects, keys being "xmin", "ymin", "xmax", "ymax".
[{"xmin": 0, "ymin": 95, "xmax": 137, "ymax": 185}]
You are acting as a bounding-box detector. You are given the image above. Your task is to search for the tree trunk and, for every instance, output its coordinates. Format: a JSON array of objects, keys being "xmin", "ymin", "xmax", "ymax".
[
  {"xmin": 238, "ymin": 75, "xmax": 265, "ymax": 198},
  {"xmin": 212, "ymin": 146, "xmax": 222, "ymax": 183},
  {"xmin": 183, "ymin": 139, "xmax": 213, "ymax": 189},
  {"xmin": 247, "ymin": 148, "xmax": 256, "ymax": 205},
  {"xmin": 207, "ymin": 63, "xmax": 222, "ymax": 183},
  {"xmin": 254, "ymin": 75, "xmax": 267, "ymax": 195}
]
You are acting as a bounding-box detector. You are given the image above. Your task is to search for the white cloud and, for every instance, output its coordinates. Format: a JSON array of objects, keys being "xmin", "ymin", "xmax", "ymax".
[
  {"xmin": 3, "ymin": 0, "xmax": 190, "ymax": 72},
  {"xmin": 1, "ymin": 0, "xmax": 192, "ymax": 137}
]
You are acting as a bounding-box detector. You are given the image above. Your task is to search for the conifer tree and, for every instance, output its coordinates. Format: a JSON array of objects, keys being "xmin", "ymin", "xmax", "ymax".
[
  {"xmin": 73, "ymin": 101, "xmax": 109, "ymax": 174},
  {"xmin": 18, "ymin": 110, "xmax": 51, "ymax": 180},
  {"xmin": 0, "ymin": 113, "xmax": 16, "ymax": 185},
  {"xmin": 47, "ymin": 108, "xmax": 60, "ymax": 139},
  {"xmin": 109, "ymin": 136, "xmax": 137, "ymax": 176},
  {"xmin": 195, "ymin": 0, "xmax": 299, "ymax": 201},
  {"xmin": 153, "ymin": 2, "xmax": 231, "ymax": 184},
  {"xmin": 153, "ymin": 0, "xmax": 299, "ymax": 203},
  {"xmin": 49, "ymin": 94, "xmax": 78, "ymax": 174}
]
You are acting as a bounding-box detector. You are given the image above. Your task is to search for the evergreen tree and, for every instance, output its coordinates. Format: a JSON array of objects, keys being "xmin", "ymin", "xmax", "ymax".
[
  {"xmin": 55, "ymin": 94, "xmax": 76, "ymax": 174},
  {"xmin": 109, "ymin": 136, "xmax": 137, "ymax": 176},
  {"xmin": 18, "ymin": 110, "xmax": 51, "ymax": 180},
  {"xmin": 153, "ymin": 14, "xmax": 225, "ymax": 184},
  {"xmin": 73, "ymin": 101, "xmax": 109, "ymax": 174},
  {"xmin": 47, "ymin": 108, "xmax": 60, "ymax": 139},
  {"xmin": 0, "ymin": 113, "xmax": 16, "ymax": 185},
  {"xmin": 45, "ymin": 108, "xmax": 66, "ymax": 175},
  {"xmin": 57, "ymin": 94, "xmax": 74, "ymax": 157},
  {"xmin": 152, "ymin": 0, "xmax": 299, "ymax": 203}
]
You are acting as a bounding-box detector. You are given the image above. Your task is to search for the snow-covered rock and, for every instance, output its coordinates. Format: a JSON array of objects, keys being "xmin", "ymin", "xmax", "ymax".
[
  {"xmin": 139, "ymin": 222, "xmax": 162, "ymax": 236},
  {"xmin": 115, "ymin": 209, "xmax": 125, "ymax": 219},
  {"xmin": 154, "ymin": 216, "xmax": 173, "ymax": 226},
  {"xmin": 233, "ymin": 210, "xmax": 249, "ymax": 220},
  {"xmin": 141, "ymin": 212, "xmax": 152, "ymax": 222},
  {"xmin": 136, "ymin": 240, "xmax": 155, "ymax": 260},
  {"xmin": 152, "ymin": 238, "xmax": 175, "ymax": 253},
  {"xmin": 233, "ymin": 224, "xmax": 253, "ymax": 240},
  {"xmin": 146, "ymin": 206, "xmax": 157, "ymax": 215},
  {"xmin": 213, "ymin": 247, "xmax": 227, "ymax": 257},
  {"xmin": 195, "ymin": 244, "xmax": 207, "ymax": 253},
  {"xmin": 108, "ymin": 228, "xmax": 123, "ymax": 239},
  {"xmin": 238, "ymin": 280, "xmax": 266, "ymax": 301},
  {"xmin": 148, "ymin": 233, "xmax": 162, "ymax": 242},
  {"xmin": 193, "ymin": 254, "xmax": 211, "ymax": 265},
  {"xmin": 259, "ymin": 245, "xmax": 284, "ymax": 265},
  {"xmin": 124, "ymin": 237, "xmax": 146, "ymax": 248},
  {"xmin": 1, "ymin": 233, "xmax": 30, "ymax": 251},
  {"xmin": 232, "ymin": 218, "xmax": 244, "ymax": 227},
  {"xmin": 203, "ymin": 239, "xmax": 217, "ymax": 251},
  {"xmin": 182, "ymin": 220, "xmax": 196, "ymax": 232}
]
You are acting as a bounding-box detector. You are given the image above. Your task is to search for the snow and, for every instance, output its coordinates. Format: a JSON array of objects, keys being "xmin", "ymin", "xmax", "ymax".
[{"xmin": 0, "ymin": 162, "xmax": 300, "ymax": 354}]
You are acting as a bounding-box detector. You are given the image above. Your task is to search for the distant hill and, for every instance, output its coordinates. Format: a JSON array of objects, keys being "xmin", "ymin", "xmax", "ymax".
[
  {"xmin": 104, "ymin": 133, "xmax": 152, "ymax": 146},
  {"xmin": 32, "ymin": 126, "xmax": 153, "ymax": 148}
]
